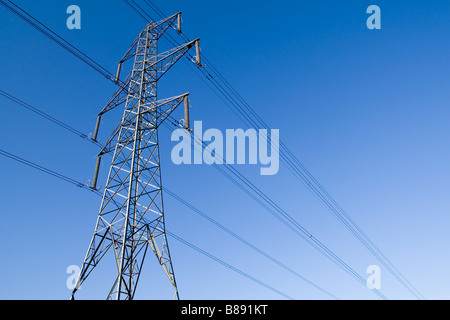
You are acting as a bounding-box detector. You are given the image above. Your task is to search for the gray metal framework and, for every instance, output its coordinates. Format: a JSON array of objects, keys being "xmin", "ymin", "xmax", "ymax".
[{"xmin": 71, "ymin": 13, "xmax": 200, "ymax": 300}]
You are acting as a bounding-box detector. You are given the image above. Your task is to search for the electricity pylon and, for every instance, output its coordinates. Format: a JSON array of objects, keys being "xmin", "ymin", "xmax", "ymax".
[{"xmin": 71, "ymin": 13, "xmax": 201, "ymax": 300}]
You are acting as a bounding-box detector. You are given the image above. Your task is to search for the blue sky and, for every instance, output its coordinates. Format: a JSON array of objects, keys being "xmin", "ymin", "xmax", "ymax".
[{"xmin": 0, "ymin": 0, "xmax": 449, "ymax": 300}]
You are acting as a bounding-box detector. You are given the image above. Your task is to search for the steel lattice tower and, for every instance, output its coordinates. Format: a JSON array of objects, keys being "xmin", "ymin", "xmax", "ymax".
[{"xmin": 71, "ymin": 13, "xmax": 200, "ymax": 300}]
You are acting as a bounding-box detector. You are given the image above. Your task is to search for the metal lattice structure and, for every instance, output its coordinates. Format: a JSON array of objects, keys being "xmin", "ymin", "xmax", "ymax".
[{"xmin": 71, "ymin": 13, "xmax": 200, "ymax": 300}]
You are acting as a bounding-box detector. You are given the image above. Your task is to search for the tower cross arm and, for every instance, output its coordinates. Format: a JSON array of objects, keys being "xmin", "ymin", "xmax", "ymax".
[
  {"xmin": 152, "ymin": 39, "xmax": 201, "ymax": 81},
  {"xmin": 114, "ymin": 12, "xmax": 182, "ymax": 83},
  {"xmin": 149, "ymin": 93, "xmax": 190, "ymax": 128}
]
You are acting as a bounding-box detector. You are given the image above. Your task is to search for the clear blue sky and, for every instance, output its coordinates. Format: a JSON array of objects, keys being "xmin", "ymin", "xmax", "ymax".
[{"xmin": 0, "ymin": 0, "xmax": 449, "ymax": 300}]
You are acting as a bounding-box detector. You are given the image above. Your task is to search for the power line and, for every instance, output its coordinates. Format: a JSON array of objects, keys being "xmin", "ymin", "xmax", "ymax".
[
  {"xmin": 0, "ymin": 149, "xmax": 100, "ymax": 196},
  {"xmin": 0, "ymin": 89, "xmax": 101, "ymax": 147}
]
